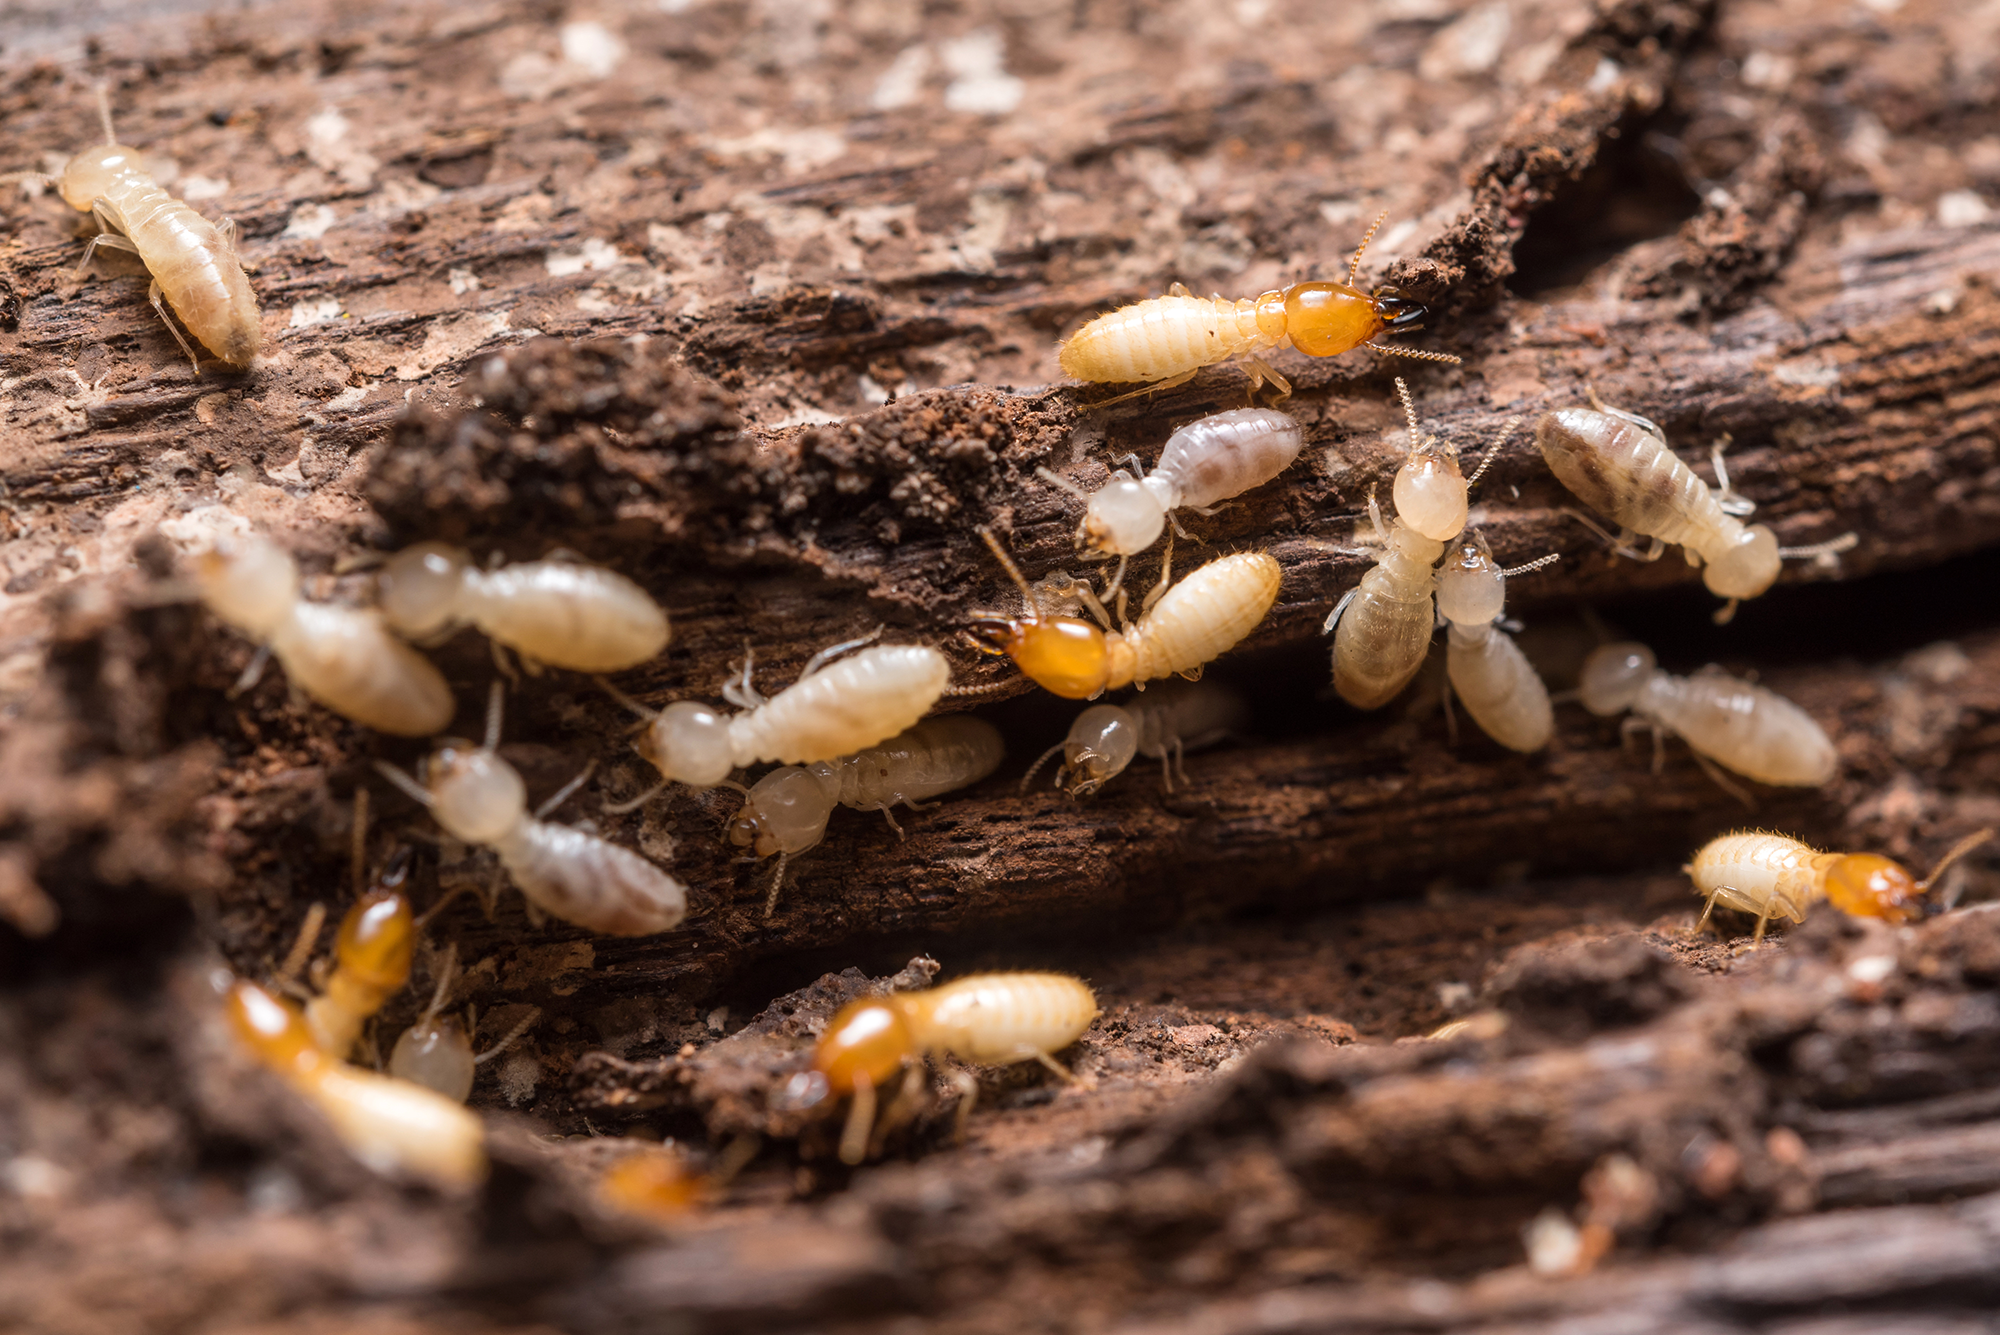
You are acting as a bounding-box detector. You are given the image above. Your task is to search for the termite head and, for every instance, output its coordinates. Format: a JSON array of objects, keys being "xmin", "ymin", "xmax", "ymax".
[
  {"xmin": 195, "ymin": 536, "xmax": 299, "ymax": 639},
  {"xmin": 57, "ymin": 143, "xmax": 144, "ymax": 212},
  {"xmin": 812, "ymin": 996, "xmax": 916, "ymax": 1094},
  {"xmin": 727, "ymin": 767, "xmax": 835, "ymax": 858},
  {"xmin": 377, "ymin": 542, "xmax": 472, "ymax": 639},
  {"xmin": 1282, "ymin": 281, "xmax": 1392, "ymax": 357},
  {"xmin": 1083, "ymin": 473, "xmax": 1168, "ymax": 555},
  {"xmin": 1701, "ymin": 525, "xmax": 1780, "ymax": 600},
  {"xmin": 334, "ymin": 889, "xmax": 414, "ymax": 994},
  {"xmin": 390, "ymin": 1017, "xmax": 476, "ymax": 1102},
  {"xmin": 1058, "ymin": 704, "xmax": 1139, "ymax": 797},
  {"xmin": 225, "ymin": 978, "xmax": 322, "ymax": 1080},
  {"xmin": 1821, "ymin": 854, "xmax": 1923, "ymax": 923},
  {"xmin": 425, "ymin": 742, "xmax": 527, "ymax": 844},
  {"xmin": 968, "ymin": 615, "xmax": 1112, "ymax": 700},
  {"xmin": 1579, "ymin": 642, "xmax": 1657, "ymax": 716},
  {"xmin": 633, "ymin": 701, "xmax": 736, "ymax": 788},
  {"xmin": 1371, "ymin": 287, "xmax": 1429, "ymax": 331},
  {"xmin": 1435, "ymin": 530, "xmax": 1504, "ymax": 627}
]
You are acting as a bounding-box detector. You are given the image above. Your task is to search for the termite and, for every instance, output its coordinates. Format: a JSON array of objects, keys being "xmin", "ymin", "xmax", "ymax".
[
  {"xmin": 1022, "ymin": 678, "xmax": 1248, "ymax": 797},
  {"xmin": 727, "ymin": 715, "xmax": 1005, "ymax": 914},
  {"xmin": 1056, "ymin": 213, "xmax": 1459, "ymax": 402},
  {"xmin": 1324, "ymin": 494, "xmax": 1446, "ymax": 710},
  {"xmin": 388, "ymin": 944, "xmax": 540, "ymax": 1101},
  {"xmin": 376, "ymin": 683, "xmax": 687, "ymax": 936},
  {"xmin": 1578, "ymin": 641, "xmax": 1839, "ymax": 796},
  {"xmin": 0, "ymin": 89, "xmax": 260, "ymax": 370},
  {"xmin": 224, "ymin": 975, "xmax": 486, "ymax": 1189},
  {"xmin": 968, "ymin": 530, "xmax": 1280, "ymax": 700},
  {"xmin": 194, "ymin": 534, "xmax": 455, "ymax": 738},
  {"xmin": 1686, "ymin": 828, "xmax": 1994, "ymax": 945},
  {"xmin": 804, "ymin": 971, "xmax": 1098, "ymax": 1164},
  {"xmin": 1036, "ymin": 408, "xmax": 1304, "ymax": 562},
  {"xmin": 1535, "ymin": 402, "xmax": 1857, "ymax": 623},
  {"xmin": 377, "ymin": 543, "xmax": 669, "ymax": 673},
  {"xmin": 602, "ymin": 635, "xmax": 953, "ymax": 805},
  {"xmin": 1434, "ymin": 530, "xmax": 1560, "ymax": 753}
]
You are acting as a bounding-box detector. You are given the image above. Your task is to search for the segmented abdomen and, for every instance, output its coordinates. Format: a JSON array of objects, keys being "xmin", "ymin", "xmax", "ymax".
[
  {"xmin": 1686, "ymin": 831, "xmax": 1824, "ymax": 922},
  {"xmin": 1058, "ymin": 294, "xmax": 1268, "ymax": 384},
  {"xmin": 1536, "ymin": 408, "xmax": 1720, "ymax": 548},
  {"xmin": 733, "ymin": 645, "xmax": 952, "ymax": 766},
  {"xmin": 496, "ymin": 821, "xmax": 686, "ymax": 935},
  {"xmin": 1445, "ymin": 624, "xmax": 1553, "ymax": 753},
  {"xmin": 112, "ymin": 176, "xmax": 262, "ymax": 367},
  {"xmin": 1153, "ymin": 408, "xmax": 1304, "ymax": 511},
  {"xmin": 468, "ymin": 563, "xmax": 669, "ymax": 672},
  {"xmin": 836, "ymin": 715, "xmax": 1006, "ymax": 808},
  {"xmin": 1124, "ymin": 553, "xmax": 1281, "ymax": 686},
  {"xmin": 269, "ymin": 602, "xmax": 455, "ymax": 737},
  {"xmin": 1642, "ymin": 667, "xmax": 1838, "ymax": 786},
  {"xmin": 911, "ymin": 973, "xmax": 1099, "ymax": 1065},
  {"xmin": 1333, "ymin": 565, "xmax": 1436, "ymax": 710}
]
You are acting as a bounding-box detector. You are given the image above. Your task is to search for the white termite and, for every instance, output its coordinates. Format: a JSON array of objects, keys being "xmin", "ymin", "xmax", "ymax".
[
  {"xmin": 1323, "ymin": 494, "xmax": 1447, "ymax": 710},
  {"xmin": 1036, "ymin": 408, "xmax": 1304, "ymax": 561},
  {"xmin": 1, "ymin": 90, "xmax": 260, "ymax": 369},
  {"xmin": 727, "ymin": 715, "xmax": 1005, "ymax": 913},
  {"xmin": 194, "ymin": 535, "xmax": 455, "ymax": 737},
  {"xmin": 1578, "ymin": 641, "xmax": 1839, "ymax": 797},
  {"xmin": 1434, "ymin": 530, "xmax": 1559, "ymax": 753},
  {"xmin": 602, "ymin": 634, "xmax": 953, "ymax": 806},
  {"xmin": 1535, "ymin": 400, "xmax": 1857, "ymax": 623},
  {"xmin": 388, "ymin": 944, "xmax": 540, "ymax": 1102},
  {"xmin": 377, "ymin": 543, "xmax": 669, "ymax": 673},
  {"xmin": 1685, "ymin": 828, "xmax": 1993, "ymax": 945},
  {"xmin": 1022, "ymin": 678, "xmax": 1248, "ymax": 797},
  {"xmin": 376, "ymin": 683, "xmax": 687, "ymax": 936}
]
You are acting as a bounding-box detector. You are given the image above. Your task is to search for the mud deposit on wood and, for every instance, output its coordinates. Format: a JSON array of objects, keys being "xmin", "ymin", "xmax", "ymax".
[{"xmin": 3, "ymin": 0, "xmax": 2000, "ymax": 1330}]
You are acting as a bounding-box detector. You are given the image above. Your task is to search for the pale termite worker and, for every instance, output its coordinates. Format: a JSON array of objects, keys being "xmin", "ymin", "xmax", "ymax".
[
  {"xmin": 601, "ymin": 635, "xmax": 953, "ymax": 808},
  {"xmin": 1579, "ymin": 642, "xmax": 1839, "ymax": 797},
  {"xmin": 376, "ymin": 543, "xmax": 669, "ymax": 673},
  {"xmin": 727, "ymin": 715, "xmax": 1006, "ymax": 915},
  {"xmin": 968, "ymin": 530, "xmax": 1281, "ymax": 700},
  {"xmin": 1037, "ymin": 408, "xmax": 1305, "ymax": 563},
  {"xmin": 1433, "ymin": 531, "xmax": 1560, "ymax": 753},
  {"xmin": 193, "ymin": 534, "xmax": 455, "ymax": 737},
  {"xmin": 388, "ymin": 944, "xmax": 540, "ymax": 1102},
  {"xmin": 224, "ymin": 975, "xmax": 486, "ymax": 1190},
  {"xmin": 376, "ymin": 683, "xmax": 687, "ymax": 936},
  {"xmin": 1323, "ymin": 494, "xmax": 1448, "ymax": 710},
  {"xmin": 0, "ymin": 89, "xmax": 260, "ymax": 369},
  {"xmin": 1021, "ymin": 678, "xmax": 1248, "ymax": 797},
  {"xmin": 800, "ymin": 971, "xmax": 1099, "ymax": 1164},
  {"xmin": 1686, "ymin": 828, "xmax": 1994, "ymax": 945},
  {"xmin": 1057, "ymin": 213, "xmax": 1459, "ymax": 403},
  {"xmin": 1535, "ymin": 401, "xmax": 1858, "ymax": 623}
]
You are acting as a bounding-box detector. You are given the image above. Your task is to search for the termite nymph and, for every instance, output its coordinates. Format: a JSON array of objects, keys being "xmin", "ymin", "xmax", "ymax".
[
  {"xmin": 1579, "ymin": 642, "xmax": 1838, "ymax": 798},
  {"xmin": 1536, "ymin": 401, "xmax": 1857, "ymax": 622},
  {"xmin": 602, "ymin": 635, "xmax": 953, "ymax": 805},
  {"xmin": 728, "ymin": 715, "xmax": 1005, "ymax": 915},
  {"xmin": 377, "ymin": 543, "xmax": 669, "ymax": 673},
  {"xmin": 388, "ymin": 944, "xmax": 540, "ymax": 1102},
  {"xmin": 1021, "ymin": 678, "xmax": 1247, "ymax": 797},
  {"xmin": 376, "ymin": 683, "xmax": 688, "ymax": 936},
  {"xmin": 0, "ymin": 88, "xmax": 260, "ymax": 369},
  {"xmin": 1057, "ymin": 213, "xmax": 1458, "ymax": 401},
  {"xmin": 968, "ymin": 530, "xmax": 1280, "ymax": 700},
  {"xmin": 194, "ymin": 534, "xmax": 455, "ymax": 737},
  {"xmin": 224, "ymin": 975, "xmax": 486, "ymax": 1190},
  {"xmin": 802, "ymin": 971, "xmax": 1099, "ymax": 1164},
  {"xmin": 1037, "ymin": 408, "xmax": 1305, "ymax": 560},
  {"xmin": 1686, "ymin": 828, "xmax": 1995, "ymax": 945},
  {"xmin": 1434, "ymin": 530, "xmax": 1559, "ymax": 753}
]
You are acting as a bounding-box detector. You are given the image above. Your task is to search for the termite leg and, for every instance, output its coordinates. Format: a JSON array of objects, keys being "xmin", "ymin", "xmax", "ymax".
[
  {"xmin": 948, "ymin": 1069, "xmax": 980, "ymax": 1144},
  {"xmin": 1712, "ymin": 599, "xmax": 1741, "ymax": 627},
  {"xmin": 722, "ymin": 643, "xmax": 765, "ymax": 710},
  {"xmin": 869, "ymin": 803, "xmax": 910, "ymax": 839},
  {"xmin": 373, "ymin": 759, "xmax": 436, "ymax": 809},
  {"xmin": 489, "ymin": 639, "xmax": 522, "ymax": 685},
  {"xmin": 1689, "ymin": 750, "xmax": 1757, "ymax": 810},
  {"xmin": 838, "ymin": 1072, "xmax": 878, "ymax": 1165},
  {"xmin": 1321, "ymin": 588, "xmax": 1359, "ymax": 635},
  {"xmin": 1140, "ymin": 531, "xmax": 1176, "ymax": 616},
  {"xmin": 1441, "ymin": 678, "xmax": 1460, "ymax": 748},
  {"xmin": 866, "ymin": 1063, "xmax": 929, "ymax": 1161},
  {"xmin": 145, "ymin": 279, "xmax": 203, "ymax": 375},
  {"xmin": 1081, "ymin": 369, "xmax": 1198, "ymax": 411},
  {"xmin": 533, "ymin": 759, "xmax": 599, "ymax": 820},
  {"xmin": 230, "ymin": 644, "xmax": 273, "ymax": 697},
  {"xmin": 276, "ymin": 902, "xmax": 327, "ymax": 989},
  {"xmin": 77, "ymin": 224, "xmax": 140, "ymax": 270},
  {"xmin": 1750, "ymin": 908, "xmax": 1773, "ymax": 948},
  {"xmin": 1694, "ymin": 888, "xmax": 1725, "ymax": 935},
  {"xmin": 1709, "ymin": 438, "xmax": 1756, "ymax": 517},
  {"xmin": 1241, "ymin": 356, "xmax": 1292, "ymax": 401},
  {"xmin": 1030, "ymin": 1050, "xmax": 1078, "ymax": 1083},
  {"xmin": 1098, "ymin": 555, "xmax": 1131, "ymax": 611}
]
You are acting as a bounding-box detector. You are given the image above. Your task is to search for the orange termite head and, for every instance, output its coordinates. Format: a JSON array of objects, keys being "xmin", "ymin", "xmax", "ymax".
[
  {"xmin": 600, "ymin": 1148, "xmax": 707, "ymax": 1220},
  {"xmin": 812, "ymin": 996, "xmax": 916, "ymax": 1094},
  {"xmin": 334, "ymin": 888, "xmax": 415, "ymax": 994},
  {"xmin": 225, "ymin": 977, "xmax": 324, "ymax": 1080},
  {"xmin": 1821, "ymin": 854, "xmax": 1923, "ymax": 923},
  {"xmin": 967, "ymin": 615, "xmax": 1111, "ymax": 700}
]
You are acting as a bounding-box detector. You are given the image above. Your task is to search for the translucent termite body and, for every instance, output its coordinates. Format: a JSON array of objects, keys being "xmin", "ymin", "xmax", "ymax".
[
  {"xmin": 194, "ymin": 536, "xmax": 455, "ymax": 737},
  {"xmin": 303, "ymin": 887, "xmax": 414, "ymax": 1060},
  {"xmin": 810, "ymin": 971, "xmax": 1098, "ymax": 1163},
  {"xmin": 612, "ymin": 641, "xmax": 953, "ymax": 792},
  {"xmin": 1047, "ymin": 408, "xmax": 1304, "ymax": 557},
  {"xmin": 1034, "ymin": 678, "xmax": 1248, "ymax": 797},
  {"xmin": 1325, "ymin": 496, "xmax": 1447, "ymax": 710},
  {"xmin": 1435, "ymin": 531, "xmax": 1558, "ymax": 753},
  {"xmin": 388, "ymin": 946, "xmax": 540, "ymax": 1102},
  {"xmin": 970, "ymin": 532, "xmax": 1280, "ymax": 700},
  {"xmin": 377, "ymin": 543, "xmax": 669, "ymax": 673},
  {"xmin": 1056, "ymin": 215, "xmax": 1457, "ymax": 398},
  {"xmin": 1535, "ymin": 404, "xmax": 1856, "ymax": 621},
  {"xmin": 1579, "ymin": 642, "xmax": 1838, "ymax": 789},
  {"xmin": 377, "ymin": 685, "xmax": 686, "ymax": 936},
  {"xmin": 226, "ymin": 977, "xmax": 486, "ymax": 1189},
  {"xmin": 1686, "ymin": 828, "xmax": 1994, "ymax": 945},
  {"xmin": 1, "ymin": 94, "xmax": 260, "ymax": 369},
  {"xmin": 728, "ymin": 715, "xmax": 1006, "ymax": 864},
  {"xmin": 1388, "ymin": 377, "xmax": 1480, "ymax": 543}
]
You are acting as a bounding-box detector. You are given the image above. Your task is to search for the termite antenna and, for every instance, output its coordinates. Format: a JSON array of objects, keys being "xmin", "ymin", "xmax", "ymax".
[
  {"xmin": 977, "ymin": 527, "xmax": 1042, "ymax": 620},
  {"xmin": 1778, "ymin": 532, "xmax": 1860, "ymax": 560},
  {"xmin": 1018, "ymin": 740, "xmax": 1065, "ymax": 793},
  {"xmin": 1034, "ymin": 466, "xmax": 1092, "ymax": 504},
  {"xmin": 349, "ymin": 788, "xmax": 370, "ymax": 899},
  {"xmin": 417, "ymin": 941, "xmax": 459, "ymax": 1026},
  {"xmin": 1916, "ymin": 828, "xmax": 1996, "ymax": 892},
  {"xmin": 373, "ymin": 760, "xmax": 436, "ymax": 809},
  {"xmin": 1365, "ymin": 342, "xmax": 1463, "ymax": 366},
  {"xmin": 941, "ymin": 673, "xmax": 1026, "ymax": 700},
  {"xmin": 1500, "ymin": 553, "xmax": 1561, "ymax": 578},
  {"xmin": 276, "ymin": 903, "xmax": 327, "ymax": 987},
  {"xmin": 1394, "ymin": 376, "xmax": 1422, "ymax": 452},
  {"xmin": 95, "ymin": 83, "xmax": 118, "ymax": 146},
  {"xmin": 473, "ymin": 1006, "xmax": 542, "ymax": 1065},
  {"xmin": 482, "ymin": 680, "xmax": 505, "ymax": 751},
  {"xmin": 1348, "ymin": 209, "xmax": 1388, "ymax": 287}
]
